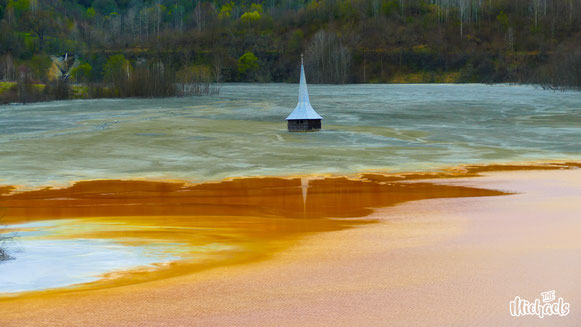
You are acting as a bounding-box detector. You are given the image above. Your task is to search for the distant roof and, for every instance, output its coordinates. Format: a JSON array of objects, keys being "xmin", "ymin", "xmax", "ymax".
[{"xmin": 286, "ymin": 58, "xmax": 323, "ymax": 120}]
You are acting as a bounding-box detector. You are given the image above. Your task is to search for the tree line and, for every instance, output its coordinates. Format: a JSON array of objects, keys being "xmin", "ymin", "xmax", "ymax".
[{"xmin": 0, "ymin": 0, "xmax": 580, "ymax": 97}]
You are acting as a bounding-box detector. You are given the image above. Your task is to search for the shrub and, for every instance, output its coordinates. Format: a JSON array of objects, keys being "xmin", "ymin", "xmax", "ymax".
[
  {"xmin": 238, "ymin": 52, "xmax": 259, "ymax": 77},
  {"xmin": 89, "ymin": 60, "xmax": 220, "ymax": 98},
  {"xmin": 0, "ymin": 221, "xmax": 14, "ymax": 262},
  {"xmin": 70, "ymin": 63, "xmax": 93, "ymax": 84}
]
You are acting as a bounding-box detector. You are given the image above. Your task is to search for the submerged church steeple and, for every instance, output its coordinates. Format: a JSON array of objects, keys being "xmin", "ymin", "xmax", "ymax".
[{"xmin": 286, "ymin": 54, "xmax": 323, "ymax": 132}]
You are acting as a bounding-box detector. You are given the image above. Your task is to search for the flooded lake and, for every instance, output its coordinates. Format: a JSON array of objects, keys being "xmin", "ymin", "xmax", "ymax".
[
  {"xmin": 0, "ymin": 84, "xmax": 579, "ymax": 187},
  {"xmin": 0, "ymin": 84, "xmax": 580, "ymax": 295}
]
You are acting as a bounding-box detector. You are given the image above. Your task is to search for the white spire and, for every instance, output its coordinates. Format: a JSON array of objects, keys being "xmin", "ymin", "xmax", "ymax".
[{"xmin": 286, "ymin": 54, "xmax": 323, "ymax": 121}]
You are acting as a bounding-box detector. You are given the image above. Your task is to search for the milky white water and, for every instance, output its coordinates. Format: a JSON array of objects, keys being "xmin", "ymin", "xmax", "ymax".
[
  {"xmin": 0, "ymin": 220, "xmax": 182, "ymax": 294},
  {"xmin": 0, "ymin": 84, "xmax": 579, "ymax": 187}
]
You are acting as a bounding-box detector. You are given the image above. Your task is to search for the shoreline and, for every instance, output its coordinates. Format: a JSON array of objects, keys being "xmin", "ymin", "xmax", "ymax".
[
  {"xmin": 1, "ymin": 82, "xmax": 578, "ymax": 107},
  {"xmin": 0, "ymin": 167, "xmax": 580, "ymax": 325},
  {"xmin": 1, "ymin": 159, "xmax": 579, "ymax": 195}
]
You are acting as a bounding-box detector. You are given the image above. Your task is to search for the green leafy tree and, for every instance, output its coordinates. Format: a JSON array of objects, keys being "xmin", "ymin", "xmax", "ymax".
[
  {"xmin": 103, "ymin": 54, "xmax": 131, "ymax": 84},
  {"xmin": 7, "ymin": 0, "xmax": 30, "ymax": 18},
  {"xmin": 93, "ymin": 0, "xmax": 117, "ymax": 16},
  {"xmin": 382, "ymin": 0, "xmax": 399, "ymax": 16},
  {"xmin": 71, "ymin": 62, "xmax": 93, "ymax": 83},
  {"xmin": 288, "ymin": 29, "xmax": 304, "ymax": 56},
  {"xmin": 28, "ymin": 54, "xmax": 51, "ymax": 80},
  {"xmin": 86, "ymin": 7, "xmax": 96, "ymax": 19},
  {"xmin": 218, "ymin": 2, "xmax": 234, "ymax": 19},
  {"xmin": 23, "ymin": 10, "xmax": 56, "ymax": 51},
  {"xmin": 240, "ymin": 11, "xmax": 261, "ymax": 24},
  {"xmin": 249, "ymin": 3, "xmax": 263, "ymax": 13},
  {"xmin": 238, "ymin": 51, "xmax": 259, "ymax": 75},
  {"xmin": 497, "ymin": 11, "xmax": 509, "ymax": 30}
]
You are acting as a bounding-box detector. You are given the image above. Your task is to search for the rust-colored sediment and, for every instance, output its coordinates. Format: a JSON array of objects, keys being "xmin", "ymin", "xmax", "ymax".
[
  {"xmin": 0, "ymin": 161, "xmax": 580, "ymax": 326},
  {"xmin": 0, "ymin": 161, "xmax": 578, "ymax": 299},
  {"xmin": 6, "ymin": 161, "xmax": 579, "ymax": 224},
  {"xmin": 0, "ymin": 175, "xmax": 507, "ymax": 224}
]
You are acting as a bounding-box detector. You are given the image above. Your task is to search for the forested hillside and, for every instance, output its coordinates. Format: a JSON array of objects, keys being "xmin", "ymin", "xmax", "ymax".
[{"xmin": 0, "ymin": 0, "xmax": 580, "ymax": 90}]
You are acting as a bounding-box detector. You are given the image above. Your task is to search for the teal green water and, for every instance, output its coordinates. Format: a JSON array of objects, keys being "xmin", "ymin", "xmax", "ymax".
[{"xmin": 0, "ymin": 84, "xmax": 579, "ymax": 187}]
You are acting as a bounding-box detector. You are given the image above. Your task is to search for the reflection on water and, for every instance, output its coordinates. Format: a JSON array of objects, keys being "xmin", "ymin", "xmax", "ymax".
[
  {"xmin": 0, "ymin": 84, "xmax": 579, "ymax": 187},
  {"xmin": 1, "ymin": 175, "xmax": 509, "ymax": 223},
  {"xmin": 0, "ymin": 172, "xmax": 512, "ymax": 293}
]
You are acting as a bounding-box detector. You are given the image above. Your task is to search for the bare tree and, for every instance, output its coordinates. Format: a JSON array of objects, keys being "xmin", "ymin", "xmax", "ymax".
[
  {"xmin": 155, "ymin": 0, "xmax": 162, "ymax": 36},
  {"xmin": 568, "ymin": 0, "xmax": 577, "ymax": 23},
  {"xmin": 539, "ymin": 39, "xmax": 581, "ymax": 90},
  {"xmin": 0, "ymin": 212, "xmax": 14, "ymax": 261},
  {"xmin": 212, "ymin": 56, "xmax": 223, "ymax": 83},
  {"xmin": 399, "ymin": 0, "xmax": 405, "ymax": 17},
  {"xmin": 530, "ymin": 0, "xmax": 542, "ymax": 28},
  {"xmin": 305, "ymin": 30, "xmax": 351, "ymax": 84},
  {"xmin": 193, "ymin": 1, "xmax": 204, "ymax": 32},
  {"xmin": 107, "ymin": 14, "xmax": 123, "ymax": 45},
  {"xmin": 458, "ymin": 0, "xmax": 468, "ymax": 36},
  {"xmin": 0, "ymin": 233, "xmax": 13, "ymax": 261},
  {"xmin": 23, "ymin": 10, "xmax": 55, "ymax": 51},
  {"xmin": 173, "ymin": 5, "xmax": 184, "ymax": 32},
  {"xmin": 371, "ymin": 0, "xmax": 381, "ymax": 18},
  {"xmin": 125, "ymin": 6, "xmax": 139, "ymax": 40},
  {"xmin": 506, "ymin": 27, "xmax": 515, "ymax": 52},
  {"xmin": 0, "ymin": 54, "xmax": 16, "ymax": 81}
]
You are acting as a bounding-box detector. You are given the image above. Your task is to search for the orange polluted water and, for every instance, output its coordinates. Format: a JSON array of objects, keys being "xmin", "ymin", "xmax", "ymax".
[{"xmin": 0, "ymin": 162, "xmax": 579, "ymax": 297}]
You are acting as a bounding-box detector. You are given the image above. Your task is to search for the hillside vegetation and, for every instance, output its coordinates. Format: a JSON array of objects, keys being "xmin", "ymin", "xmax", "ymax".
[{"xmin": 0, "ymin": 0, "xmax": 580, "ymax": 96}]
